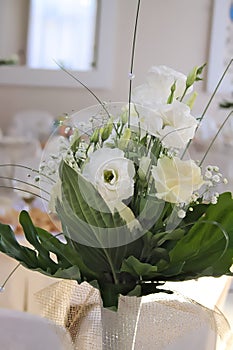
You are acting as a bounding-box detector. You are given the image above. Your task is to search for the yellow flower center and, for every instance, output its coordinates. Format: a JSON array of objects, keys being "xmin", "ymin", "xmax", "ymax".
[{"xmin": 104, "ymin": 169, "xmax": 117, "ymax": 184}]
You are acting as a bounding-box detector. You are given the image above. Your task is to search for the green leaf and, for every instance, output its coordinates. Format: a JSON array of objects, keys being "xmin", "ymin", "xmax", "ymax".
[
  {"xmin": 126, "ymin": 285, "xmax": 142, "ymax": 297},
  {"xmin": 36, "ymin": 228, "xmax": 97, "ymax": 280},
  {"xmin": 0, "ymin": 217, "xmax": 82, "ymax": 281},
  {"xmin": 121, "ymin": 256, "xmax": 158, "ymax": 278},
  {"xmin": 156, "ymin": 228, "xmax": 185, "ymax": 246},
  {"xmin": 165, "ymin": 193, "xmax": 233, "ymax": 277},
  {"xmin": 19, "ymin": 211, "xmax": 50, "ymax": 259},
  {"xmin": 58, "ymin": 161, "xmax": 134, "ymax": 248},
  {"xmin": 0, "ymin": 222, "xmax": 38, "ymax": 267},
  {"xmin": 60, "ymin": 161, "xmax": 125, "ymax": 228}
]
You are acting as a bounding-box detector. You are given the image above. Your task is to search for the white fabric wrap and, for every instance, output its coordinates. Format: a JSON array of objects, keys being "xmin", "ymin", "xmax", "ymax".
[{"xmin": 36, "ymin": 280, "xmax": 233, "ymax": 350}]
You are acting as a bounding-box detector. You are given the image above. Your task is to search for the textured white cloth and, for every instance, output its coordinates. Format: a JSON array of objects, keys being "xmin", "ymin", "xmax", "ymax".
[{"xmin": 37, "ymin": 280, "xmax": 233, "ymax": 350}]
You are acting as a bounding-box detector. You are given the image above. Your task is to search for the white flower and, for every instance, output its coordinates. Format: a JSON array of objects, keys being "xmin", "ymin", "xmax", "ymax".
[
  {"xmin": 132, "ymin": 65, "xmax": 193, "ymax": 107},
  {"xmin": 122, "ymin": 103, "xmax": 163, "ymax": 138},
  {"xmin": 156, "ymin": 101, "xmax": 198, "ymax": 149},
  {"xmin": 82, "ymin": 148, "xmax": 135, "ymax": 205},
  {"xmin": 151, "ymin": 156, "xmax": 204, "ymax": 204}
]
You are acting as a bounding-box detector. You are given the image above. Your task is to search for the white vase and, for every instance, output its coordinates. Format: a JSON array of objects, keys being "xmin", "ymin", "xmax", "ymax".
[
  {"xmin": 37, "ymin": 281, "xmax": 232, "ymax": 350},
  {"xmin": 101, "ymin": 293, "xmax": 218, "ymax": 350}
]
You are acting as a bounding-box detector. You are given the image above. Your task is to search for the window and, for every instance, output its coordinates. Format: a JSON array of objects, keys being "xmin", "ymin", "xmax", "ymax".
[
  {"xmin": 27, "ymin": 0, "xmax": 98, "ymax": 71},
  {"xmin": 0, "ymin": 0, "xmax": 116, "ymax": 88},
  {"xmin": 207, "ymin": 0, "xmax": 233, "ymax": 93}
]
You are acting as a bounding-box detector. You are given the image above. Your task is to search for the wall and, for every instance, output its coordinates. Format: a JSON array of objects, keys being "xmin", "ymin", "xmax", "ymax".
[
  {"xmin": 0, "ymin": 0, "xmax": 29, "ymax": 62},
  {"xmin": 0, "ymin": 0, "xmax": 229, "ymax": 132}
]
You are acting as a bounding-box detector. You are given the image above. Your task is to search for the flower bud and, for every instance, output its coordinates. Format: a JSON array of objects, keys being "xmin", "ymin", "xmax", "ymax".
[
  {"xmin": 101, "ymin": 122, "xmax": 113, "ymax": 141},
  {"xmin": 90, "ymin": 128, "xmax": 100, "ymax": 143},
  {"xmin": 186, "ymin": 66, "xmax": 199, "ymax": 88},
  {"xmin": 186, "ymin": 91, "xmax": 198, "ymax": 109},
  {"xmin": 138, "ymin": 156, "xmax": 151, "ymax": 180},
  {"xmin": 186, "ymin": 63, "xmax": 206, "ymax": 88},
  {"xmin": 121, "ymin": 109, "xmax": 129, "ymax": 124},
  {"xmin": 118, "ymin": 128, "xmax": 131, "ymax": 150},
  {"xmin": 167, "ymin": 81, "xmax": 176, "ymax": 104}
]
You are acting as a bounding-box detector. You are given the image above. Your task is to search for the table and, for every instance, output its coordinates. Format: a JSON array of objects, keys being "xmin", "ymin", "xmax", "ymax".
[{"xmin": 0, "ymin": 252, "xmax": 232, "ymax": 349}]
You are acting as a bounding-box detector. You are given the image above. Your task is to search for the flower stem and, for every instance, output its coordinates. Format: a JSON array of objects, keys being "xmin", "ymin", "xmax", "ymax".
[
  {"xmin": 179, "ymin": 86, "xmax": 188, "ymax": 102},
  {"xmin": 128, "ymin": 0, "xmax": 141, "ymax": 127},
  {"xmin": 0, "ymin": 186, "xmax": 49, "ymax": 202},
  {"xmin": 0, "ymin": 176, "xmax": 50, "ymax": 195},
  {"xmin": 0, "ymin": 263, "xmax": 21, "ymax": 291},
  {"xmin": 182, "ymin": 58, "xmax": 233, "ymax": 158},
  {"xmin": 0, "ymin": 164, "xmax": 56, "ymax": 184},
  {"xmin": 199, "ymin": 110, "xmax": 233, "ymax": 166},
  {"xmin": 199, "ymin": 59, "xmax": 233, "ymax": 125}
]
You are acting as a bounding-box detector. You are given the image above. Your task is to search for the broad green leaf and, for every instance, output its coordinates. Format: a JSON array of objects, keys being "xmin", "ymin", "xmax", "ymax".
[
  {"xmin": 126, "ymin": 285, "xmax": 142, "ymax": 297},
  {"xmin": 155, "ymin": 228, "xmax": 185, "ymax": 246},
  {"xmin": 165, "ymin": 193, "xmax": 233, "ymax": 277},
  {"xmin": 36, "ymin": 228, "xmax": 98, "ymax": 280},
  {"xmin": 0, "ymin": 222, "xmax": 38, "ymax": 267},
  {"xmin": 60, "ymin": 161, "xmax": 126, "ymax": 229},
  {"xmin": 121, "ymin": 256, "xmax": 158, "ymax": 278},
  {"xmin": 19, "ymin": 211, "xmax": 51, "ymax": 259},
  {"xmin": 0, "ymin": 218, "xmax": 81, "ymax": 281}
]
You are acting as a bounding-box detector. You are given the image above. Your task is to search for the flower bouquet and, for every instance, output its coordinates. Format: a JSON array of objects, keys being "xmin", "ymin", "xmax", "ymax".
[{"xmin": 0, "ymin": 1, "xmax": 233, "ymax": 349}]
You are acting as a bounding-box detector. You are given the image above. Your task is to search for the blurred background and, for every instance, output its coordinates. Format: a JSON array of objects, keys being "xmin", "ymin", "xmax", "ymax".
[
  {"xmin": 0, "ymin": 0, "xmax": 231, "ymax": 127},
  {"xmin": 0, "ymin": 1, "xmax": 232, "ymax": 340}
]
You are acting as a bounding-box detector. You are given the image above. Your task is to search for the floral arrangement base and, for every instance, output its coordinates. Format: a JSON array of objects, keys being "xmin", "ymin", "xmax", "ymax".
[
  {"xmin": 102, "ymin": 294, "xmax": 218, "ymax": 350},
  {"xmin": 36, "ymin": 280, "xmax": 232, "ymax": 350}
]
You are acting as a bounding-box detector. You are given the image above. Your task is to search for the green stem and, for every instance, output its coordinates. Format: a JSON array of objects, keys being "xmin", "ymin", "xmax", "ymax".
[
  {"xmin": 103, "ymin": 248, "xmax": 118, "ymax": 285},
  {"xmin": 182, "ymin": 58, "xmax": 233, "ymax": 158},
  {"xmin": 128, "ymin": 0, "xmax": 141, "ymax": 128},
  {"xmin": 199, "ymin": 110, "xmax": 233, "ymax": 166},
  {"xmin": 179, "ymin": 86, "xmax": 189, "ymax": 102},
  {"xmin": 0, "ymin": 164, "xmax": 56, "ymax": 184},
  {"xmin": 0, "ymin": 176, "xmax": 50, "ymax": 195},
  {"xmin": 0, "ymin": 263, "xmax": 21, "ymax": 290},
  {"xmin": 200, "ymin": 59, "xmax": 233, "ymax": 125},
  {"xmin": 55, "ymin": 62, "xmax": 120, "ymax": 137},
  {"xmin": 0, "ymin": 186, "xmax": 49, "ymax": 202}
]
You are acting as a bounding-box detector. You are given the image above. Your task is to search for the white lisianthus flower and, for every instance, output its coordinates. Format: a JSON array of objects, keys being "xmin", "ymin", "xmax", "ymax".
[
  {"xmin": 121, "ymin": 103, "xmax": 163, "ymax": 138},
  {"xmin": 82, "ymin": 148, "xmax": 135, "ymax": 205},
  {"xmin": 151, "ymin": 156, "xmax": 204, "ymax": 204},
  {"xmin": 156, "ymin": 100, "xmax": 198, "ymax": 149},
  {"xmin": 132, "ymin": 65, "xmax": 193, "ymax": 107}
]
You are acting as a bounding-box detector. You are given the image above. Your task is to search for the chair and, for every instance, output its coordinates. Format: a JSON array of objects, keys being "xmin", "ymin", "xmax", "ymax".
[
  {"xmin": 0, "ymin": 308, "xmax": 73, "ymax": 350},
  {"xmin": 8, "ymin": 110, "xmax": 54, "ymax": 146}
]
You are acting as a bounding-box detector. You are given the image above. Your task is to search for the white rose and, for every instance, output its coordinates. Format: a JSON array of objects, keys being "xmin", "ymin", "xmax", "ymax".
[
  {"xmin": 82, "ymin": 148, "xmax": 135, "ymax": 205},
  {"xmin": 132, "ymin": 65, "xmax": 193, "ymax": 107},
  {"xmin": 151, "ymin": 156, "xmax": 204, "ymax": 204},
  {"xmin": 156, "ymin": 100, "xmax": 198, "ymax": 148}
]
